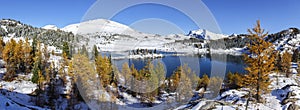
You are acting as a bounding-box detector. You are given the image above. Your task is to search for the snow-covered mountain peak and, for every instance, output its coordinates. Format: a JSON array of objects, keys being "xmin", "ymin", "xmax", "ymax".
[
  {"xmin": 188, "ymin": 29, "xmax": 228, "ymax": 40},
  {"xmin": 42, "ymin": 25, "xmax": 58, "ymax": 31},
  {"xmin": 62, "ymin": 19, "xmax": 140, "ymax": 36}
]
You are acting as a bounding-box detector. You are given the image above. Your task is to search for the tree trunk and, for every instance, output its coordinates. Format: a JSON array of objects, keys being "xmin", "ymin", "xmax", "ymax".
[{"xmin": 257, "ymin": 72, "xmax": 260, "ymax": 103}]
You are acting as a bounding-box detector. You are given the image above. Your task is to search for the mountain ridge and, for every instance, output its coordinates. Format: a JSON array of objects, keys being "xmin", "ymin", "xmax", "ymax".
[{"xmin": 1, "ymin": 18, "xmax": 300, "ymax": 54}]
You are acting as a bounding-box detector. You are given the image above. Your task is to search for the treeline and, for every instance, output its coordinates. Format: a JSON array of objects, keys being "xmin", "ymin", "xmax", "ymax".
[
  {"xmin": 207, "ymin": 34, "xmax": 251, "ymax": 49},
  {"xmin": 130, "ymin": 48, "xmax": 158, "ymax": 55}
]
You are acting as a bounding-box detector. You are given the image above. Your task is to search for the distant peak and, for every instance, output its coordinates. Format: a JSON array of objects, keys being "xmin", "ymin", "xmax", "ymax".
[
  {"xmin": 62, "ymin": 18, "xmax": 136, "ymax": 35},
  {"xmin": 42, "ymin": 25, "xmax": 58, "ymax": 31},
  {"xmin": 188, "ymin": 29, "xmax": 227, "ymax": 40}
]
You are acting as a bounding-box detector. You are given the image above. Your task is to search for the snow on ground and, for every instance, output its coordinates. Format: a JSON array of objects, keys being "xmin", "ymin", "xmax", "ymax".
[
  {"xmin": 112, "ymin": 54, "xmax": 163, "ymax": 60},
  {"xmin": 0, "ymin": 73, "xmax": 42, "ymax": 110},
  {"xmin": 49, "ymin": 54, "xmax": 62, "ymax": 69},
  {"xmin": 273, "ymin": 33, "xmax": 300, "ymax": 54},
  {"xmin": 0, "ymin": 88, "xmax": 47, "ymax": 110},
  {"xmin": 1, "ymin": 25, "xmax": 8, "ymax": 32},
  {"xmin": 0, "ymin": 59, "xmax": 36, "ymax": 95},
  {"xmin": 0, "ymin": 94, "xmax": 31, "ymax": 110},
  {"xmin": 0, "ymin": 80, "xmax": 37, "ymax": 94},
  {"xmin": 3, "ymin": 36, "xmax": 25, "ymax": 43},
  {"xmin": 119, "ymin": 92, "xmax": 139, "ymax": 105},
  {"xmin": 96, "ymin": 37, "xmax": 169, "ymax": 52},
  {"xmin": 262, "ymin": 94, "xmax": 282, "ymax": 110},
  {"xmin": 209, "ymin": 48, "xmax": 245, "ymax": 56},
  {"xmin": 217, "ymin": 89, "xmax": 248, "ymax": 103},
  {"xmin": 270, "ymin": 73, "xmax": 298, "ymax": 89},
  {"xmin": 175, "ymin": 72, "xmax": 300, "ymax": 110}
]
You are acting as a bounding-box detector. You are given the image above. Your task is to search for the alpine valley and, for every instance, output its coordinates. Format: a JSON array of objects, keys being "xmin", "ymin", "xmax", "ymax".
[{"xmin": 0, "ymin": 18, "xmax": 300, "ymax": 110}]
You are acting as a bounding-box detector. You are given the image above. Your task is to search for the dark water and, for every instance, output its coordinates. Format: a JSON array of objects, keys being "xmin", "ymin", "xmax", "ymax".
[{"xmin": 112, "ymin": 54, "xmax": 246, "ymax": 78}]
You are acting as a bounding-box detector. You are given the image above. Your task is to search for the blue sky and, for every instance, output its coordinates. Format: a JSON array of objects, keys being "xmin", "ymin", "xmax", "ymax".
[
  {"xmin": 0, "ymin": 0, "xmax": 299, "ymax": 35},
  {"xmin": 203, "ymin": 0, "xmax": 300, "ymax": 34},
  {"xmin": 0, "ymin": 0, "xmax": 95, "ymax": 28}
]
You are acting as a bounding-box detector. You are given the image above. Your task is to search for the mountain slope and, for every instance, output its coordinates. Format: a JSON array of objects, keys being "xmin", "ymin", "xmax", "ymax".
[
  {"xmin": 62, "ymin": 19, "xmax": 193, "ymax": 53},
  {"xmin": 62, "ymin": 19, "xmax": 147, "ymax": 37},
  {"xmin": 0, "ymin": 19, "xmax": 76, "ymax": 49},
  {"xmin": 266, "ymin": 28, "xmax": 300, "ymax": 52},
  {"xmin": 1, "ymin": 18, "xmax": 300, "ymax": 56}
]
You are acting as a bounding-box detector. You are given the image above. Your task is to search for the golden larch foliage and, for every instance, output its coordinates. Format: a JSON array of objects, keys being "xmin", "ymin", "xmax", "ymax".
[
  {"xmin": 242, "ymin": 20, "xmax": 276, "ymax": 103},
  {"xmin": 281, "ymin": 51, "xmax": 292, "ymax": 77}
]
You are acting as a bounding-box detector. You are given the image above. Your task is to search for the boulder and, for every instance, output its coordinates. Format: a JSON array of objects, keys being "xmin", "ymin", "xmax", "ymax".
[
  {"xmin": 281, "ymin": 98, "xmax": 299, "ymax": 105},
  {"xmin": 287, "ymin": 103, "xmax": 299, "ymax": 110},
  {"xmin": 286, "ymin": 91, "xmax": 296, "ymax": 99}
]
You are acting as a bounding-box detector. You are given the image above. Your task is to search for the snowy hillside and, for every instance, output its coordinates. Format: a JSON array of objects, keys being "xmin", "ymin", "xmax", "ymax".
[
  {"xmin": 0, "ymin": 19, "xmax": 76, "ymax": 48},
  {"xmin": 62, "ymin": 19, "xmax": 195, "ymax": 54},
  {"xmin": 60, "ymin": 19, "xmax": 243, "ymax": 56},
  {"xmin": 62, "ymin": 19, "xmax": 149, "ymax": 37},
  {"xmin": 268, "ymin": 28, "xmax": 300, "ymax": 54}
]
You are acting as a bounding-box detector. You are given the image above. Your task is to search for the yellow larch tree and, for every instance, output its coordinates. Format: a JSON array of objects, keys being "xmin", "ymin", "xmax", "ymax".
[
  {"xmin": 24, "ymin": 37, "xmax": 33, "ymax": 74},
  {"xmin": 242, "ymin": 20, "xmax": 276, "ymax": 103},
  {"xmin": 3, "ymin": 39, "xmax": 17, "ymax": 81},
  {"xmin": 281, "ymin": 51, "xmax": 292, "ymax": 77}
]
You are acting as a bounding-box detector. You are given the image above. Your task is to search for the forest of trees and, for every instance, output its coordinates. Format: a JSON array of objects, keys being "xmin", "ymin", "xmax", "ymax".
[
  {"xmin": 0, "ymin": 33, "xmax": 295, "ymax": 107},
  {"xmin": 0, "ymin": 36, "xmax": 82, "ymax": 109}
]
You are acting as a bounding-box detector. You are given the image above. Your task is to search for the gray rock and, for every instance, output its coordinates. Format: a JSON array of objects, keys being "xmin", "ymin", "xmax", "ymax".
[
  {"xmin": 287, "ymin": 102, "xmax": 299, "ymax": 110},
  {"xmin": 282, "ymin": 98, "xmax": 299, "ymax": 105},
  {"xmin": 286, "ymin": 91, "xmax": 296, "ymax": 99}
]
